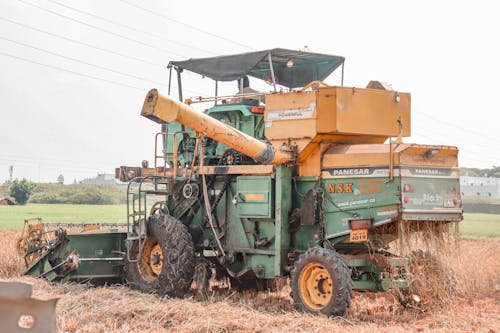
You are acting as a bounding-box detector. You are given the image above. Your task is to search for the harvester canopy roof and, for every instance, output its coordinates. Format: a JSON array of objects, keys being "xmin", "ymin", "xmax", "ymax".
[{"xmin": 169, "ymin": 48, "xmax": 345, "ymax": 88}]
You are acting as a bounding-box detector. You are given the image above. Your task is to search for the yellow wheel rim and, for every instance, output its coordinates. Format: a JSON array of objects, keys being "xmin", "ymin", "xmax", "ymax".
[
  {"xmin": 137, "ymin": 237, "xmax": 163, "ymax": 281},
  {"xmin": 150, "ymin": 244, "xmax": 163, "ymax": 276},
  {"xmin": 298, "ymin": 263, "xmax": 333, "ymax": 310}
]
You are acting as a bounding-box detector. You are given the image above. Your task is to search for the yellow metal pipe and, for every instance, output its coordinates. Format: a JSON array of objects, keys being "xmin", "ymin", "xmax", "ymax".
[{"xmin": 141, "ymin": 89, "xmax": 293, "ymax": 165}]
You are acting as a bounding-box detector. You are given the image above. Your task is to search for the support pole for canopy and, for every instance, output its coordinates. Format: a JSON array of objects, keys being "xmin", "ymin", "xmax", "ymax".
[
  {"xmin": 214, "ymin": 80, "xmax": 218, "ymax": 106},
  {"xmin": 163, "ymin": 64, "xmax": 173, "ymax": 135},
  {"xmin": 167, "ymin": 64, "xmax": 172, "ymax": 96},
  {"xmin": 268, "ymin": 53, "xmax": 277, "ymax": 92},
  {"xmin": 341, "ymin": 62, "xmax": 344, "ymax": 86},
  {"xmin": 175, "ymin": 67, "xmax": 186, "ymax": 133},
  {"xmin": 176, "ymin": 67, "xmax": 183, "ymax": 102}
]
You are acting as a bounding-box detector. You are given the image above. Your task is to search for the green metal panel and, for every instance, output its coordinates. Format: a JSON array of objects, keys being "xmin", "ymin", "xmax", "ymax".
[
  {"xmin": 66, "ymin": 231, "xmax": 127, "ymax": 279},
  {"xmin": 207, "ymin": 105, "xmax": 254, "ymax": 117},
  {"xmin": 236, "ymin": 176, "xmax": 274, "ymax": 218},
  {"xmin": 224, "ymin": 167, "xmax": 291, "ymax": 279},
  {"xmin": 250, "ymin": 254, "xmax": 275, "ymax": 278},
  {"xmin": 273, "ymin": 165, "xmax": 292, "ymax": 277},
  {"xmin": 322, "ymin": 177, "xmax": 400, "ymax": 241},
  {"xmin": 348, "ymin": 257, "xmax": 409, "ymax": 292},
  {"xmin": 401, "ymin": 173, "xmax": 462, "ymax": 221},
  {"xmin": 291, "ymin": 177, "xmax": 322, "ymax": 251}
]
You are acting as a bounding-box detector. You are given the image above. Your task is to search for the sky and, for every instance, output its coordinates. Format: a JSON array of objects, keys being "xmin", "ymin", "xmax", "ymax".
[{"xmin": 0, "ymin": 0, "xmax": 499, "ymax": 184}]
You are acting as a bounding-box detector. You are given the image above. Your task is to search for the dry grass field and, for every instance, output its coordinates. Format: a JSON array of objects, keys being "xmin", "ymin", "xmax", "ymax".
[{"xmin": 1, "ymin": 230, "xmax": 499, "ymax": 332}]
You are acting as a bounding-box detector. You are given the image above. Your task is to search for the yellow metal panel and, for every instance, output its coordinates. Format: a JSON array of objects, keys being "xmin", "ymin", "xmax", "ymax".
[
  {"xmin": 264, "ymin": 91, "xmax": 318, "ymax": 140},
  {"xmin": 333, "ymin": 87, "xmax": 411, "ymax": 137},
  {"xmin": 264, "ymin": 86, "xmax": 411, "ymax": 164},
  {"xmin": 297, "ymin": 143, "xmax": 322, "ymax": 177},
  {"xmin": 322, "ymin": 144, "xmax": 401, "ymax": 168},
  {"xmin": 321, "ymin": 143, "xmax": 458, "ymax": 170},
  {"xmin": 316, "ymin": 88, "xmax": 337, "ymax": 133},
  {"xmin": 399, "ymin": 145, "xmax": 458, "ymax": 167}
]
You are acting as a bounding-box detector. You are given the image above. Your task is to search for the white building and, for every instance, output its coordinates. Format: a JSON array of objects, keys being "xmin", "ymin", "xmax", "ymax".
[
  {"xmin": 79, "ymin": 173, "xmax": 119, "ymax": 186},
  {"xmin": 460, "ymin": 176, "xmax": 500, "ymax": 198}
]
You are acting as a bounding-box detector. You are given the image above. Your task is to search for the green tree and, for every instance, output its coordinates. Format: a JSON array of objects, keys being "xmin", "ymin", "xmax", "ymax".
[{"xmin": 9, "ymin": 179, "xmax": 37, "ymax": 205}]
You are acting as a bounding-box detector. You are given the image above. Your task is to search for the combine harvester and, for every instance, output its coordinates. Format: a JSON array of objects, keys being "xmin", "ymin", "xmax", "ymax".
[{"xmin": 18, "ymin": 49, "xmax": 462, "ymax": 316}]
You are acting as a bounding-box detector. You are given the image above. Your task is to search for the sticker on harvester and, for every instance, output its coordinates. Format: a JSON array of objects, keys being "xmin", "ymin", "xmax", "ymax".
[
  {"xmin": 349, "ymin": 229, "xmax": 368, "ymax": 243},
  {"xmin": 267, "ymin": 102, "xmax": 316, "ymax": 121}
]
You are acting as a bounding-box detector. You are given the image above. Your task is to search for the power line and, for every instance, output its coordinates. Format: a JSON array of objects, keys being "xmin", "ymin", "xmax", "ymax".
[
  {"xmin": 0, "ymin": 17, "xmax": 163, "ymax": 67},
  {"xmin": 17, "ymin": 0, "xmax": 186, "ymax": 57},
  {"xmin": 0, "ymin": 163, "xmax": 111, "ymax": 175},
  {"xmin": 116, "ymin": 0, "xmax": 256, "ymax": 51},
  {"xmin": 417, "ymin": 111, "xmax": 499, "ymax": 142},
  {"xmin": 1, "ymin": 19, "xmax": 206, "ymax": 95},
  {"xmin": 0, "ymin": 36, "xmax": 166, "ymax": 86},
  {"xmin": 0, "ymin": 161, "xmax": 113, "ymax": 174},
  {"xmin": 46, "ymin": 0, "xmax": 216, "ymax": 55},
  {"xmin": 412, "ymin": 128, "xmax": 498, "ymax": 151},
  {"xmin": 0, "ymin": 18, "xmax": 206, "ymax": 95},
  {"xmin": 411, "ymin": 132, "xmax": 499, "ymax": 163},
  {"xmin": 0, "ymin": 159, "xmax": 113, "ymax": 173},
  {"xmin": 0, "ymin": 51, "xmax": 145, "ymax": 91},
  {"xmin": 0, "ymin": 153, "xmax": 115, "ymax": 169}
]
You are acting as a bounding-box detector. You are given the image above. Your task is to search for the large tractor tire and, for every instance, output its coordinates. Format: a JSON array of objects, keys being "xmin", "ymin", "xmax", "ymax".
[
  {"xmin": 291, "ymin": 247, "xmax": 352, "ymax": 316},
  {"xmin": 126, "ymin": 214, "xmax": 195, "ymax": 298}
]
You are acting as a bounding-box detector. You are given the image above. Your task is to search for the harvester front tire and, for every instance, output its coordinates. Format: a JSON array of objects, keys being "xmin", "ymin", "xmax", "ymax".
[
  {"xmin": 126, "ymin": 215, "xmax": 195, "ymax": 298},
  {"xmin": 291, "ymin": 248, "xmax": 352, "ymax": 316}
]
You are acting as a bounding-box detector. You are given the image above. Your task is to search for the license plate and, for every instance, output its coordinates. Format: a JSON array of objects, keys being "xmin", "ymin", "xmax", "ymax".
[
  {"xmin": 444, "ymin": 199, "xmax": 454, "ymax": 208},
  {"xmin": 349, "ymin": 229, "xmax": 368, "ymax": 243}
]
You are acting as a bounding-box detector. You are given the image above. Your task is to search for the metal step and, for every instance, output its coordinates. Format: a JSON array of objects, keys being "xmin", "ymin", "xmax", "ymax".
[
  {"xmin": 144, "ymin": 190, "xmax": 170, "ymax": 195},
  {"xmin": 126, "ymin": 235, "xmax": 146, "ymax": 241},
  {"xmin": 128, "ymin": 211, "xmax": 146, "ymax": 217}
]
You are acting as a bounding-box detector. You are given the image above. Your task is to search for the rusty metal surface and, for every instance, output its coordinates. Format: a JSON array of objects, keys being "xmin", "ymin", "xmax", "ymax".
[{"xmin": 0, "ymin": 281, "xmax": 58, "ymax": 333}]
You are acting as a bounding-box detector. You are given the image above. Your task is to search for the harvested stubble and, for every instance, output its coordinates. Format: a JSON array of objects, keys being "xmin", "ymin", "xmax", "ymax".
[{"xmin": 1, "ymin": 231, "xmax": 498, "ymax": 333}]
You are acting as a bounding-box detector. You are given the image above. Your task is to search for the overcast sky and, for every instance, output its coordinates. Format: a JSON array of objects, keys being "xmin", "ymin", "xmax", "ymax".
[{"xmin": 1, "ymin": 0, "xmax": 499, "ymax": 184}]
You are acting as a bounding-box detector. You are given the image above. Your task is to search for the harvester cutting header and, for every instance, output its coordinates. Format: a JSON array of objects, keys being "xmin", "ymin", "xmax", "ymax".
[{"xmin": 21, "ymin": 48, "xmax": 462, "ymax": 316}]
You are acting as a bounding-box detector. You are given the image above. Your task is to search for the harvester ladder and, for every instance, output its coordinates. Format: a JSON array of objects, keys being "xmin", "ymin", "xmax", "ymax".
[
  {"xmin": 126, "ymin": 132, "xmax": 199, "ymax": 262},
  {"xmin": 126, "ymin": 176, "xmax": 149, "ymax": 262}
]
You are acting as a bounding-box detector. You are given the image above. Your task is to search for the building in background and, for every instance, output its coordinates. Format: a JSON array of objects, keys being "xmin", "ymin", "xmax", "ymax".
[
  {"xmin": 460, "ymin": 176, "xmax": 500, "ymax": 198},
  {"xmin": 79, "ymin": 173, "xmax": 120, "ymax": 186}
]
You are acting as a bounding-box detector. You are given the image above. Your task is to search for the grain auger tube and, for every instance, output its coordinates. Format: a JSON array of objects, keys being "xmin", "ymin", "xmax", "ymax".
[{"xmin": 141, "ymin": 89, "xmax": 293, "ymax": 165}]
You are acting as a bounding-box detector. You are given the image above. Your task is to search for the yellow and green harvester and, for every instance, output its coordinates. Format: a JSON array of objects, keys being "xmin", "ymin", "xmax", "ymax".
[{"xmin": 20, "ymin": 49, "xmax": 462, "ymax": 316}]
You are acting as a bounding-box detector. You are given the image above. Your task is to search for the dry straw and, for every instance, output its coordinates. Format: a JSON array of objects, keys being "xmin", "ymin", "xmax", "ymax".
[{"xmin": 1, "ymin": 231, "xmax": 498, "ymax": 332}]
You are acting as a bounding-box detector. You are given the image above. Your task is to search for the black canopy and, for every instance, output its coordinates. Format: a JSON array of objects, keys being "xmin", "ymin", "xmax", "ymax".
[{"xmin": 169, "ymin": 48, "xmax": 344, "ymax": 88}]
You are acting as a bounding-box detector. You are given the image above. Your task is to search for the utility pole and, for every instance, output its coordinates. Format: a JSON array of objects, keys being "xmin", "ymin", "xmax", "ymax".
[{"xmin": 8, "ymin": 165, "xmax": 13, "ymax": 183}]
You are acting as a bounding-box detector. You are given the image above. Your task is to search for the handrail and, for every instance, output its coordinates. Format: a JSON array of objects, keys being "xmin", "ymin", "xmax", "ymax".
[
  {"xmin": 185, "ymin": 91, "xmax": 268, "ymax": 105},
  {"xmin": 154, "ymin": 131, "xmax": 195, "ymax": 179}
]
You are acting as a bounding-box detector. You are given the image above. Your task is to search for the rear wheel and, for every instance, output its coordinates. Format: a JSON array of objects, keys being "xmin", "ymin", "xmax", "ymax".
[
  {"xmin": 126, "ymin": 215, "xmax": 195, "ymax": 297},
  {"xmin": 291, "ymin": 248, "xmax": 352, "ymax": 316}
]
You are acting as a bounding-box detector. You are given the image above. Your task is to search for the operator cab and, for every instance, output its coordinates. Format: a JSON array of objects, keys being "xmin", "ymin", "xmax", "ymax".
[{"xmin": 159, "ymin": 48, "xmax": 346, "ymax": 168}]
